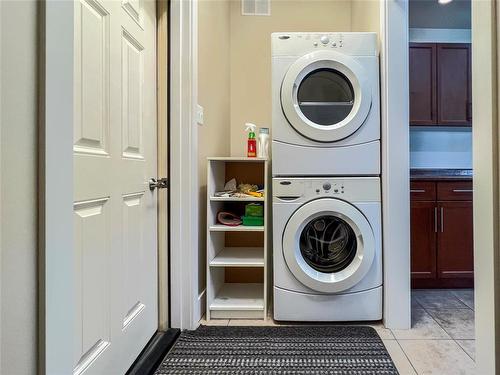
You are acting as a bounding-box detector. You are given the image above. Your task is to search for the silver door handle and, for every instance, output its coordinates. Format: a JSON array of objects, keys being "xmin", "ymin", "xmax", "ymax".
[
  {"xmin": 434, "ymin": 207, "xmax": 438, "ymax": 233},
  {"xmin": 440, "ymin": 207, "xmax": 444, "ymax": 233},
  {"xmin": 452, "ymin": 189, "xmax": 473, "ymax": 193},
  {"xmin": 149, "ymin": 178, "xmax": 169, "ymax": 190},
  {"xmin": 410, "ymin": 189, "xmax": 426, "ymax": 193}
]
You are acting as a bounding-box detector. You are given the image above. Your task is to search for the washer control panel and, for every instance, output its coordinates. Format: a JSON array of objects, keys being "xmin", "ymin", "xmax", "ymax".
[
  {"xmin": 312, "ymin": 33, "xmax": 343, "ymax": 49},
  {"xmin": 273, "ymin": 177, "xmax": 380, "ymax": 202},
  {"xmin": 314, "ymin": 181, "xmax": 345, "ymax": 195}
]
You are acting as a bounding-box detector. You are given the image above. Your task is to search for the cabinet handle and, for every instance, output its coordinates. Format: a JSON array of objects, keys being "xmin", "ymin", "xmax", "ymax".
[
  {"xmin": 440, "ymin": 207, "xmax": 444, "ymax": 233},
  {"xmin": 452, "ymin": 189, "xmax": 473, "ymax": 193},
  {"xmin": 410, "ymin": 189, "xmax": 426, "ymax": 193},
  {"xmin": 434, "ymin": 207, "xmax": 438, "ymax": 233}
]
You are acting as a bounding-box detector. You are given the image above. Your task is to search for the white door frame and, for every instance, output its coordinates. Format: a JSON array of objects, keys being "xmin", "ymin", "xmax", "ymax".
[
  {"xmin": 471, "ymin": 1, "xmax": 499, "ymax": 372},
  {"xmin": 169, "ymin": 0, "xmax": 200, "ymax": 330},
  {"xmin": 167, "ymin": 0, "xmax": 411, "ymax": 331},
  {"xmin": 379, "ymin": 0, "xmax": 411, "ymax": 329}
]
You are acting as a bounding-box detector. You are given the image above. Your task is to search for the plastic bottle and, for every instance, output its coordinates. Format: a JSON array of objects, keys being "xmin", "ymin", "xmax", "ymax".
[
  {"xmin": 257, "ymin": 128, "xmax": 269, "ymax": 158},
  {"xmin": 245, "ymin": 123, "xmax": 257, "ymax": 157}
]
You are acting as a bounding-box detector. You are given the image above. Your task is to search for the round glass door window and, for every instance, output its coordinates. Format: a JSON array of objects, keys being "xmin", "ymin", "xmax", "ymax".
[
  {"xmin": 299, "ymin": 215, "xmax": 357, "ymax": 273},
  {"xmin": 297, "ymin": 68, "xmax": 355, "ymax": 126}
]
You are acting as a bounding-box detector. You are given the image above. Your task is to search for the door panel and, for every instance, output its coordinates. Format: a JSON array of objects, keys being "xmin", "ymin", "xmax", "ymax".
[
  {"xmin": 437, "ymin": 44, "xmax": 471, "ymax": 126},
  {"xmin": 74, "ymin": 0, "xmax": 109, "ymax": 156},
  {"xmin": 73, "ymin": 198, "xmax": 111, "ymax": 375},
  {"xmin": 410, "ymin": 201, "xmax": 437, "ymax": 279},
  {"xmin": 438, "ymin": 201, "xmax": 474, "ymax": 278},
  {"xmin": 73, "ymin": 0, "xmax": 157, "ymax": 373},
  {"xmin": 409, "ymin": 43, "xmax": 437, "ymax": 125}
]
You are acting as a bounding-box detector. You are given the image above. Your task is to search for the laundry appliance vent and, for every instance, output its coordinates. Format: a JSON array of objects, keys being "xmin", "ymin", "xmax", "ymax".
[{"xmin": 241, "ymin": 0, "xmax": 271, "ymax": 16}]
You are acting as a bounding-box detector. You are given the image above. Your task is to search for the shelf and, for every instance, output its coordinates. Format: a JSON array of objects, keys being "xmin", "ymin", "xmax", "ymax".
[
  {"xmin": 210, "ymin": 247, "xmax": 264, "ymax": 267},
  {"xmin": 206, "ymin": 157, "xmax": 268, "ymax": 321},
  {"xmin": 209, "ymin": 225, "xmax": 264, "ymax": 232},
  {"xmin": 210, "ymin": 196, "xmax": 265, "ymax": 202},
  {"xmin": 207, "ymin": 157, "xmax": 267, "ymax": 162},
  {"xmin": 210, "ymin": 283, "xmax": 264, "ymax": 311}
]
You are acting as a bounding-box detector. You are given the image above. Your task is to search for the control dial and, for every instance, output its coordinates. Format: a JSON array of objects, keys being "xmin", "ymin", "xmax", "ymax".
[{"xmin": 320, "ymin": 35, "xmax": 330, "ymax": 45}]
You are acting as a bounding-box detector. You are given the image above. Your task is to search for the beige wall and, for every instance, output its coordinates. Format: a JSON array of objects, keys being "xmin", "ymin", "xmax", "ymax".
[
  {"xmin": 351, "ymin": 0, "xmax": 380, "ymax": 35},
  {"xmin": 228, "ymin": 0, "xmax": 378, "ymax": 155},
  {"xmin": 0, "ymin": 1, "xmax": 38, "ymax": 374},
  {"xmin": 198, "ymin": 0, "xmax": 232, "ymax": 294}
]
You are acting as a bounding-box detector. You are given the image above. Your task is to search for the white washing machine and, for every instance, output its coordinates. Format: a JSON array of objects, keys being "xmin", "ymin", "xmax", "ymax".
[
  {"xmin": 273, "ymin": 177, "xmax": 382, "ymax": 321},
  {"xmin": 272, "ymin": 32, "xmax": 380, "ymax": 176}
]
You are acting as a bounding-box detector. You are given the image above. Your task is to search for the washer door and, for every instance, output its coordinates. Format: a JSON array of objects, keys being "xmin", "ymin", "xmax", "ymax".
[
  {"xmin": 281, "ymin": 50, "xmax": 372, "ymax": 142},
  {"xmin": 282, "ymin": 198, "xmax": 375, "ymax": 293}
]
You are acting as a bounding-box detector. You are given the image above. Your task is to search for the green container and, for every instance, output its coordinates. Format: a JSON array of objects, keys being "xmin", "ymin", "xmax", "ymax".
[
  {"xmin": 242, "ymin": 215, "xmax": 264, "ymax": 226},
  {"xmin": 245, "ymin": 203, "xmax": 263, "ymax": 217}
]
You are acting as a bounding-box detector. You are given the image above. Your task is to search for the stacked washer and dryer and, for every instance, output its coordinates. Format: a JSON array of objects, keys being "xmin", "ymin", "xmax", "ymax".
[{"xmin": 271, "ymin": 32, "xmax": 382, "ymax": 321}]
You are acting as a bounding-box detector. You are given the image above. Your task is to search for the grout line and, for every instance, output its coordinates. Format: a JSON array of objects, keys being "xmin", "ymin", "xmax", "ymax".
[
  {"xmin": 417, "ymin": 305, "xmax": 454, "ymax": 340},
  {"xmin": 395, "ymin": 338, "xmax": 465, "ymax": 341},
  {"xmin": 454, "ymin": 339, "xmax": 475, "ymax": 362},
  {"xmin": 416, "ymin": 292, "xmax": 475, "ymax": 344},
  {"xmin": 394, "ymin": 338, "xmax": 419, "ymax": 375}
]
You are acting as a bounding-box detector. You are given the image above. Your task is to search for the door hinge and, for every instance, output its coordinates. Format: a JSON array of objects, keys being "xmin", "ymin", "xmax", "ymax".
[{"xmin": 149, "ymin": 178, "xmax": 169, "ymax": 190}]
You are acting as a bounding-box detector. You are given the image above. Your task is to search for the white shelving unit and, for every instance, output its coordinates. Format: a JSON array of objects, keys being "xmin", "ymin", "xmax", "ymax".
[{"xmin": 206, "ymin": 157, "xmax": 269, "ymax": 320}]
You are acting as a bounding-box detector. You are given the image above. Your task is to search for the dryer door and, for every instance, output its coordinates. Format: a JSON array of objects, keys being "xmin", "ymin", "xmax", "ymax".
[
  {"xmin": 282, "ymin": 198, "xmax": 375, "ymax": 293},
  {"xmin": 281, "ymin": 50, "xmax": 372, "ymax": 142}
]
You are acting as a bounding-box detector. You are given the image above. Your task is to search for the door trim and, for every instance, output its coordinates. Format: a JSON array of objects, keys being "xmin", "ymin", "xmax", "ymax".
[
  {"xmin": 169, "ymin": 0, "xmax": 200, "ymax": 330},
  {"xmin": 39, "ymin": 1, "xmax": 75, "ymax": 374},
  {"xmin": 380, "ymin": 0, "xmax": 411, "ymax": 330},
  {"xmin": 157, "ymin": 0, "xmax": 169, "ymax": 332}
]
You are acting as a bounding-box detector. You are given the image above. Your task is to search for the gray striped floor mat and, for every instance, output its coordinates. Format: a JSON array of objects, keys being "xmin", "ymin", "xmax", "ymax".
[{"xmin": 155, "ymin": 325, "xmax": 399, "ymax": 374}]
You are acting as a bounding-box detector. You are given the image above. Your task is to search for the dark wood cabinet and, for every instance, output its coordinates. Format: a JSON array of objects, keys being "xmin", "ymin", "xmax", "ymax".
[
  {"xmin": 411, "ymin": 201, "xmax": 437, "ymax": 279},
  {"xmin": 409, "ymin": 43, "xmax": 471, "ymax": 127},
  {"xmin": 409, "ymin": 43, "xmax": 437, "ymax": 125},
  {"xmin": 437, "ymin": 201, "xmax": 474, "ymax": 279},
  {"xmin": 437, "ymin": 44, "xmax": 472, "ymax": 126},
  {"xmin": 410, "ymin": 180, "xmax": 473, "ymax": 288}
]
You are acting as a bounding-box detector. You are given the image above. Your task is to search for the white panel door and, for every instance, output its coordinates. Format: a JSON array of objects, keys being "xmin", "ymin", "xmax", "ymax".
[{"xmin": 73, "ymin": 0, "xmax": 157, "ymax": 373}]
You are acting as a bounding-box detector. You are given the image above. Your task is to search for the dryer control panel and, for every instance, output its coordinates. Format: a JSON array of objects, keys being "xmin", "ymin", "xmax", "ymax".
[
  {"xmin": 273, "ymin": 177, "xmax": 380, "ymax": 202},
  {"xmin": 271, "ymin": 32, "xmax": 378, "ymax": 57}
]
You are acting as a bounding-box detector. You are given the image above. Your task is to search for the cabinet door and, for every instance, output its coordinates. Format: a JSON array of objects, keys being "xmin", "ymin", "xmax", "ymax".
[
  {"xmin": 437, "ymin": 201, "xmax": 474, "ymax": 278},
  {"xmin": 437, "ymin": 44, "xmax": 472, "ymax": 126},
  {"xmin": 409, "ymin": 43, "xmax": 437, "ymax": 125},
  {"xmin": 411, "ymin": 201, "xmax": 437, "ymax": 279}
]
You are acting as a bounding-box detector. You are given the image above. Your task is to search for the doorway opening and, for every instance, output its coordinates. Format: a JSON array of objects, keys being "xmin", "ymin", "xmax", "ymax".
[{"xmin": 408, "ymin": 0, "xmax": 475, "ymax": 370}]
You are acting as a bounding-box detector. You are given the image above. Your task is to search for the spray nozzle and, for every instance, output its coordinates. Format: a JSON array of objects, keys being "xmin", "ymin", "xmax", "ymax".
[
  {"xmin": 245, "ymin": 123, "xmax": 257, "ymax": 132},
  {"xmin": 245, "ymin": 122, "xmax": 257, "ymax": 139}
]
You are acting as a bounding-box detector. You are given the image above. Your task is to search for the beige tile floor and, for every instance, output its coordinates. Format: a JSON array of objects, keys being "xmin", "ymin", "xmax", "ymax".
[{"xmin": 201, "ymin": 289, "xmax": 476, "ymax": 374}]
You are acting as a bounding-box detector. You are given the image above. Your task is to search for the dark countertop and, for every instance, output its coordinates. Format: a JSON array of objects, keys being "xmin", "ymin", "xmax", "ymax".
[{"xmin": 410, "ymin": 168, "xmax": 473, "ymax": 181}]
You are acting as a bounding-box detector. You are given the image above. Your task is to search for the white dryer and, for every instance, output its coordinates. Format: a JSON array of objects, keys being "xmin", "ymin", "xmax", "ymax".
[
  {"xmin": 273, "ymin": 177, "xmax": 382, "ymax": 321},
  {"xmin": 272, "ymin": 32, "xmax": 380, "ymax": 176}
]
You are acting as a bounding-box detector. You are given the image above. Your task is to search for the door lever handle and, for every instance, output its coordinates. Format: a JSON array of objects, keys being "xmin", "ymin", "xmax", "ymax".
[{"xmin": 149, "ymin": 178, "xmax": 169, "ymax": 190}]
